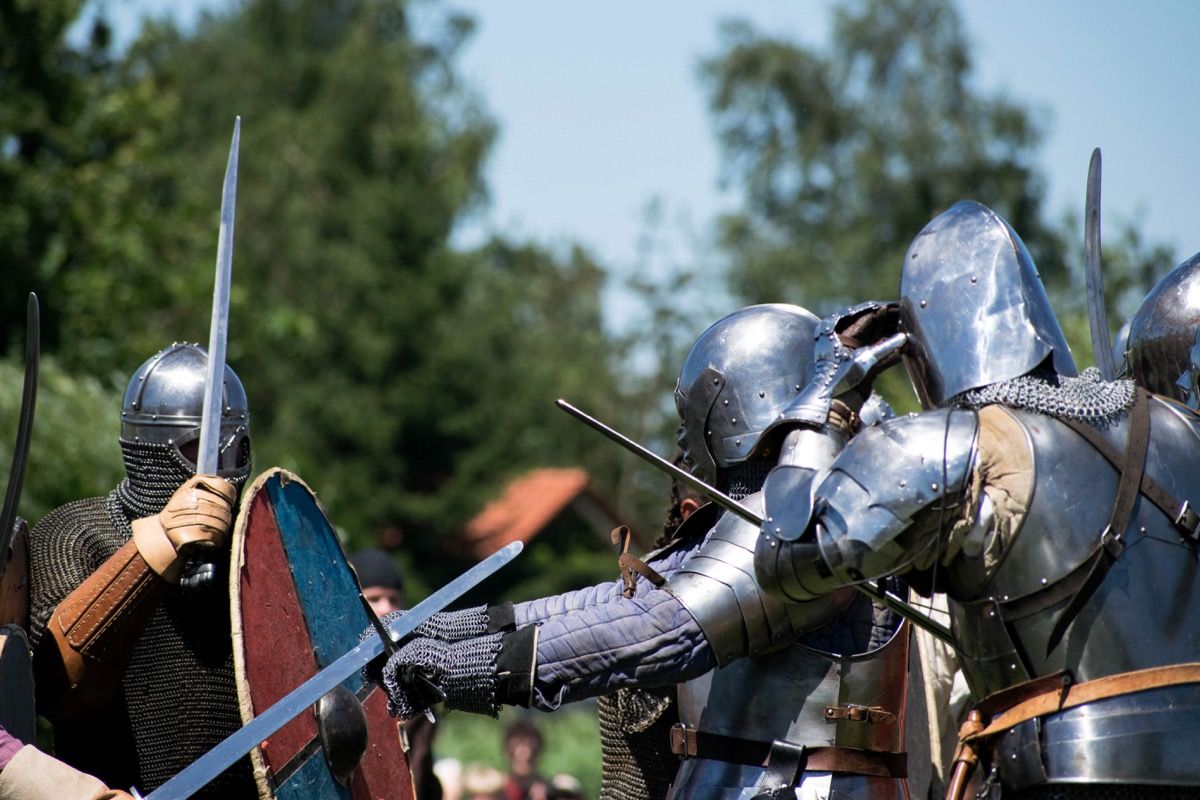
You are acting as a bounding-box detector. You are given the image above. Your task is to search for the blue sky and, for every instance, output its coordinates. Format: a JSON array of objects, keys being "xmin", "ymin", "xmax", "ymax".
[{"xmin": 91, "ymin": 0, "xmax": 1200, "ymax": 314}]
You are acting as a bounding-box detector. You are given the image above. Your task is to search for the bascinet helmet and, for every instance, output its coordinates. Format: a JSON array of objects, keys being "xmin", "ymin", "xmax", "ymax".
[
  {"xmin": 674, "ymin": 304, "xmax": 819, "ymax": 489},
  {"xmin": 1125, "ymin": 251, "xmax": 1200, "ymax": 402},
  {"xmin": 117, "ymin": 343, "xmax": 251, "ymax": 516},
  {"xmin": 899, "ymin": 200, "xmax": 1076, "ymax": 408}
]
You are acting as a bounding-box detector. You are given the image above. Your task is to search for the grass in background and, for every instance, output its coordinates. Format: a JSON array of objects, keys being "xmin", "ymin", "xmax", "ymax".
[{"xmin": 435, "ymin": 703, "xmax": 601, "ymax": 798}]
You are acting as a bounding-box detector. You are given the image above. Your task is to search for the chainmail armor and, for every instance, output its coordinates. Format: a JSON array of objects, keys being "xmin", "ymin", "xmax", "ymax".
[
  {"xmin": 952, "ymin": 367, "xmax": 1135, "ymax": 423},
  {"xmin": 598, "ymin": 686, "xmax": 680, "ymax": 800},
  {"xmin": 379, "ymin": 606, "xmax": 490, "ymax": 643},
  {"xmin": 381, "ymin": 632, "xmax": 504, "ymax": 718},
  {"xmin": 722, "ymin": 459, "xmax": 774, "ymax": 501},
  {"xmin": 114, "ymin": 438, "xmax": 251, "ymax": 518},
  {"xmin": 28, "ymin": 492, "xmax": 254, "ymax": 797}
]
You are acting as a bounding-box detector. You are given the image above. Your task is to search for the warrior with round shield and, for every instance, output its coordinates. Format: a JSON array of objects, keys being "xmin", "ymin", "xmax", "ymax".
[{"xmin": 28, "ymin": 343, "xmax": 256, "ymax": 798}]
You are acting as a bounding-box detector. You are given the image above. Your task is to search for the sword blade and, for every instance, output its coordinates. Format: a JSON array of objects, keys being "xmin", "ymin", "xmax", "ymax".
[
  {"xmin": 555, "ymin": 398, "xmax": 954, "ymax": 644},
  {"xmin": 1085, "ymin": 148, "xmax": 1116, "ymax": 380},
  {"xmin": 0, "ymin": 293, "xmax": 39, "ymax": 573},
  {"xmin": 555, "ymin": 399, "xmax": 763, "ymax": 527},
  {"xmin": 144, "ymin": 541, "xmax": 523, "ymax": 800},
  {"xmin": 197, "ymin": 117, "xmax": 240, "ymax": 475}
]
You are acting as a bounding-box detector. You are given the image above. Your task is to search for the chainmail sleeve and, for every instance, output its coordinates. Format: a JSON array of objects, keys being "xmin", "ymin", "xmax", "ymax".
[
  {"xmin": 28, "ymin": 498, "xmax": 119, "ymax": 648},
  {"xmin": 27, "ymin": 493, "xmax": 255, "ymax": 798}
]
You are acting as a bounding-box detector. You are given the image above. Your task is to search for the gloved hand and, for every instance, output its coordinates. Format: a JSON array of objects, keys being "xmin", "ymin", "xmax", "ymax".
[
  {"xmin": 785, "ymin": 302, "xmax": 908, "ymax": 428},
  {"xmin": 130, "ymin": 475, "xmax": 237, "ymax": 582},
  {"xmin": 373, "ymin": 633, "xmax": 505, "ymax": 719}
]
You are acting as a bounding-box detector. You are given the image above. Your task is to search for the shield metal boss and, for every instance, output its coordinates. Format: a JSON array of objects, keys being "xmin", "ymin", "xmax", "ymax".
[{"xmin": 230, "ymin": 468, "xmax": 413, "ymax": 800}]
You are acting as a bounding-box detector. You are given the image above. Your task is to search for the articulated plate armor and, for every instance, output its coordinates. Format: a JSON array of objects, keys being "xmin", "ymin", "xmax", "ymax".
[
  {"xmin": 950, "ymin": 401, "xmax": 1200, "ymax": 791},
  {"xmin": 1125, "ymin": 250, "xmax": 1200, "ymax": 403},
  {"xmin": 666, "ymin": 493, "xmax": 909, "ymax": 799},
  {"xmin": 670, "ymin": 605, "xmax": 909, "ymax": 800}
]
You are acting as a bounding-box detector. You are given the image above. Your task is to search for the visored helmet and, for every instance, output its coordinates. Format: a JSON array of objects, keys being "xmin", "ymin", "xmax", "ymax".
[
  {"xmin": 899, "ymin": 200, "xmax": 1076, "ymax": 408},
  {"xmin": 674, "ymin": 304, "xmax": 819, "ymax": 486},
  {"xmin": 1125, "ymin": 251, "xmax": 1200, "ymax": 402}
]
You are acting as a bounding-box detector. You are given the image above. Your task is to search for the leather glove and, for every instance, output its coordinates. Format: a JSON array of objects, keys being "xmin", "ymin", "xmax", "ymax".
[
  {"xmin": 131, "ymin": 475, "xmax": 237, "ymax": 582},
  {"xmin": 785, "ymin": 302, "xmax": 908, "ymax": 428},
  {"xmin": 374, "ymin": 633, "xmax": 505, "ymax": 719}
]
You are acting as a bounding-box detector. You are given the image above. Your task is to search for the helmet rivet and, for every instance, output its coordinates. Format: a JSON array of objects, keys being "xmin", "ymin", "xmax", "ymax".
[
  {"xmin": 735, "ymin": 440, "xmax": 741, "ymax": 446},
  {"xmin": 970, "ymin": 275, "xmax": 978, "ymax": 284},
  {"xmin": 713, "ymin": 378, "xmax": 720, "ymax": 385},
  {"xmin": 931, "ymin": 482, "xmax": 939, "ymax": 491},
  {"xmin": 920, "ymin": 299, "xmax": 928, "ymax": 308},
  {"xmin": 758, "ymin": 391, "xmax": 765, "ymax": 398},
  {"xmin": 730, "ymin": 418, "xmax": 737, "ymax": 424},
  {"xmin": 795, "ymin": 384, "xmax": 801, "ymax": 391},
  {"xmin": 723, "ymin": 400, "xmax": 729, "ymax": 406}
]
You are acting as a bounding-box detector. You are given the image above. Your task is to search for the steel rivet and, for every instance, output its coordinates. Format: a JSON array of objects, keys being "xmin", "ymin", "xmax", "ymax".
[
  {"xmin": 795, "ymin": 384, "xmax": 801, "ymax": 391},
  {"xmin": 774, "ymin": 528, "xmax": 781, "ymax": 535},
  {"xmin": 919, "ymin": 299, "xmax": 927, "ymax": 308},
  {"xmin": 735, "ymin": 440, "xmax": 742, "ymax": 447},
  {"xmin": 1041, "ymin": 578, "xmax": 1048, "ymax": 585},
  {"xmin": 931, "ymin": 483, "xmax": 939, "ymax": 491},
  {"xmin": 759, "ymin": 391, "xmax": 766, "ymax": 398},
  {"xmin": 767, "ymin": 516, "xmax": 774, "ymax": 523},
  {"xmin": 970, "ymin": 276, "xmax": 978, "ymax": 284},
  {"xmin": 731, "ymin": 418, "xmax": 737, "ymax": 424},
  {"xmin": 899, "ymin": 480, "xmax": 907, "ymax": 488},
  {"xmin": 713, "ymin": 378, "xmax": 720, "ymax": 385}
]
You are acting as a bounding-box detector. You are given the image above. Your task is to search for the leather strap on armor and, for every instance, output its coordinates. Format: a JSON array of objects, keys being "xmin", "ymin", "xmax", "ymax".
[
  {"xmin": 668, "ymin": 724, "xmax": 906, "ymax": 778},
  {"xmin": 37, "ymin": 539, "xmax": 168, "ymax": 717},
  {"xmin": 611, "ymin": 526, "xmax": 664, "ymax": 599},
  {"xmin": 946, "ymin": 662, "xmax": 1200, "ymax": 800},
  {"xmin": 1046, "ymin": 390, "xmax": 1165, "ymax": 653}
]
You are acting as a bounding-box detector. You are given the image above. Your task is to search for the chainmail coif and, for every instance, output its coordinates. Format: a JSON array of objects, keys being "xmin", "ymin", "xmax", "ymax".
[
  {"xmin": 952, "ymin": 367, "xmax": 1135, "ymax": 423},
  {"xmin": 28, "ymin": 442, "xmax": 255, "ymax": 797}
]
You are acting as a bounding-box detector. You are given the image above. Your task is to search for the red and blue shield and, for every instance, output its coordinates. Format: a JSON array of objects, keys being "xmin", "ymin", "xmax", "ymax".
[{"xmin": 230, "ymin": 468, "xmax": 413, "ymax": 800}]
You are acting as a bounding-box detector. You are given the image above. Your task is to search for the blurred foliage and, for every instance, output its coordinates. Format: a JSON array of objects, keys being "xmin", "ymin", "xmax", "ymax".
[
  {"xmin": 0, "ymin": 0, "xmax": 1181, "ymax": 602},
  {"xmin": 701, "ymin": 0, "xmax": 1175, "ymax": 371},
  {"xmin": 437, "ymin": 706, "xmax": 602, "ymax": 799},
  {"xmin": 0, "ymin": 0, "xmax": 663, "ymax": 587},
  {"xmin": 0, "ymin": 355, "xmax": 123, "ymax": 523}
]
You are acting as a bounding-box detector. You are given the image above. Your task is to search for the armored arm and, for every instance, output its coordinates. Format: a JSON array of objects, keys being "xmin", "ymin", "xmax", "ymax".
[
  {"xmin": 756, "ymin": 408, "xmax": 981, "ymax": 602},
  {"xmin": 32, "ymin": 477, "xmax": 236, "ymax": 717}
]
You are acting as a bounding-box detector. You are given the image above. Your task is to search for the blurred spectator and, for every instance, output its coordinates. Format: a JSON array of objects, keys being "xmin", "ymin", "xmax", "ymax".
[
  {"xmin": 501, "ymin": 720, "xmax": 550, "ymax": 800},
  {"xmin": 351, "ymin": 547, "xmax": 405, "ymax": 616},
  {"xmin": 350, "ymin": 548, "xmax": 441, "ymax": 800},
  {"xmin": 462, "ymin": 764, "xmax": 506, "ymax": 800}
]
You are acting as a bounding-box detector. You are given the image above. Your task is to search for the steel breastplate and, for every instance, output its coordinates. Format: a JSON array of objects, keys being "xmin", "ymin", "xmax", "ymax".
[
  {"xmin": 950, "ymin": 402, "xmax": 1200, "ymax": 788},
  {"xmin": 671, "ymin": 614, "xmax": 909, "ymax": 799}
]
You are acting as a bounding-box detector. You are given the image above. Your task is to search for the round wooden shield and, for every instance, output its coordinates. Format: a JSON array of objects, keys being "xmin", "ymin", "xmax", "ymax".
[{"xmin": 230, "ymin": 468, "xmax": 413, "ymax": 800}]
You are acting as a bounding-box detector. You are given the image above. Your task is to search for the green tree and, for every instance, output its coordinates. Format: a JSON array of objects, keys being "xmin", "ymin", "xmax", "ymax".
[
  {"xmin": 1, "ymin": 0, "xmax": 646, "ymax": 585},
  {"xmin": 701, "ymin": 0, "xmax": 1061, "ymax": 312}
]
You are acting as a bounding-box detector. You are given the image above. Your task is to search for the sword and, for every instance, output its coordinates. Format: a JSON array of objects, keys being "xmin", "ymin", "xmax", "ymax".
[
  {"xmin": 139, "ymin": 541, "xmax": 523, "ymax": 800},
  {"xmin": 555, "ymin": 399, "xmax": 954, "ymax": 644},
  {"xmin": 1084, "ymin": 148, "xmax": 1116, "ymax": 380},
  {"xmin": 182, "ymin": 117, "xmax": 240, "ymax": 589},
  {"xmin": 0, "ymin": 294, "xmax": 39, "ymax": 578}
]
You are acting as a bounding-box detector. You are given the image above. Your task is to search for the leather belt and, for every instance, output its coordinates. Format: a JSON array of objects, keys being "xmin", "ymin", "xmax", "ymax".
[
  {"xmin": 668, "ymin": 724, "xmax": 906, "ymax": 779},
  {"xmin": 947, "ymin": 662, "xmax": 1200, "ymax": 800}
]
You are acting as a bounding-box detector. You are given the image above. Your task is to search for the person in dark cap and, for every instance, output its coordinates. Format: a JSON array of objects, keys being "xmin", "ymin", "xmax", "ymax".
[
  {"xmin": 350, "ymin": 548, "xmax": 441, "ymax": 800},
  {"xmin": 351, "ymin": 547, "xmax": 406, "ymax": 618}
]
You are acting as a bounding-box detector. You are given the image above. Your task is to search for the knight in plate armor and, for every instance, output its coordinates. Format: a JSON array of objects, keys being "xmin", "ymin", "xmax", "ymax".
[
  {"xmin": 756, "ymin": 200, "xmax": 1200, "ymax": 799},
  {"xmin": 368, "ymin": 303, "xmax": 913, "ymax": 799},
  {"xmin": 27, "ymin": 343, "xmax": 257, "ymax": 798},
  {"xmin": 1123, "ymin": 250, "xmax": 1200, "ymax": 407}
]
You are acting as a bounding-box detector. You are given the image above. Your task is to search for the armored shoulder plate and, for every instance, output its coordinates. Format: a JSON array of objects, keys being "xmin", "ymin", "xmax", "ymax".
[
  {"xmin": 816, "ymin": 408, "xmax": 979, "ymax": 583},
  {"xmin": 664, "ymin": 494, "xmax": 850, "ymax": 666}
]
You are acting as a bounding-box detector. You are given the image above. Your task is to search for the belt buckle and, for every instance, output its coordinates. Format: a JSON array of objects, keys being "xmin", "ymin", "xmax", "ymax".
[
  {"xmin": 1175, "ymin": 501, "xmax": 1200, "ymax": 540},
  {"xmin": 669, "ymin": 723, "xmax": 698, "ymax": 758}
]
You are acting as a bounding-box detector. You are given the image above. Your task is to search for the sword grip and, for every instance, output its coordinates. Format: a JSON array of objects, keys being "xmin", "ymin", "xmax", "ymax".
[{"xmin": 179, "ymin": 557, "xmax": 219, "ymax": 590}]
